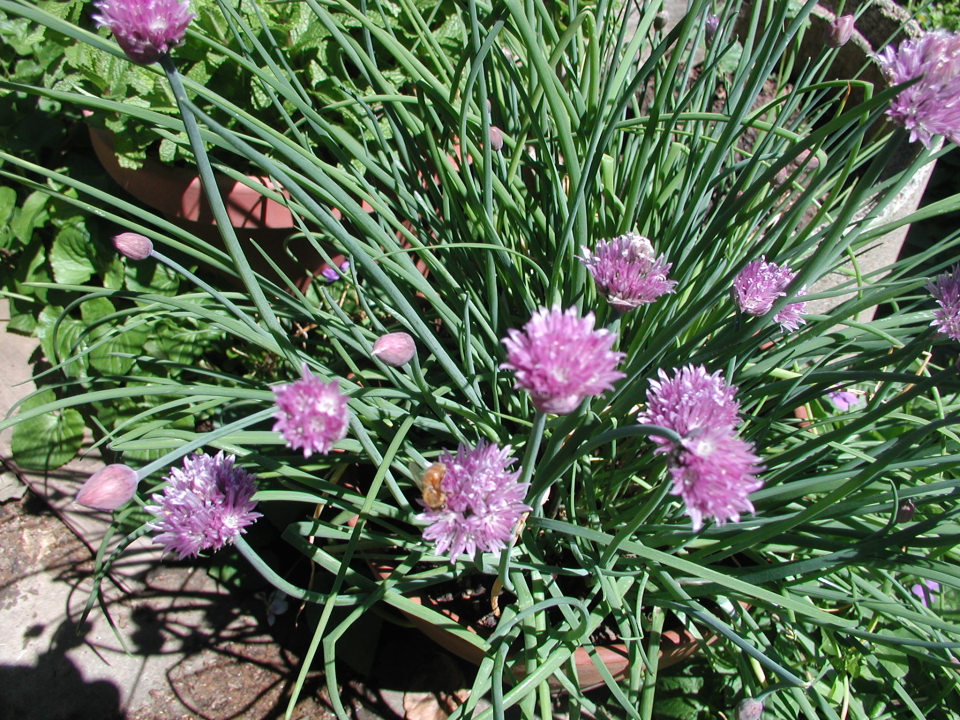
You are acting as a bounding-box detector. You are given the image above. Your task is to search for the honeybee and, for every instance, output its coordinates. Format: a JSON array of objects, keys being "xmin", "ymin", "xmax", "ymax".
[{"xmin": 412, "ymin": 462, "xmax": 447, "ymax": 511}]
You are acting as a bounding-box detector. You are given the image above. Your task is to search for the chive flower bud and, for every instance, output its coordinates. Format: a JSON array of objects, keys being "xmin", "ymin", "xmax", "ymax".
[
  {"xmin": 371, "ymin": 332, "xmax": 416, "ymax": 367},
  {"xmin": 735, "ymin": 698, "xmax": 764, "ymax": 720},
  {"xmin": 75, "ymin": 464, "xmax": 140, "ymax": 511},
  {"xmin": 113, "ymin": 232, "xmax": 154, "ymax": 261},
  {"xmin": 825, "ymin": 15, "xmax": 854, "ymax": 48},
  {"xmin": 897, "ymin": 499, "xmax": 916, "ymax": 523},
  {"xmin": 705, "ymin": 14, "xmax": 720, "ymax": 44},
  {"xmin": 489, "ymin": 126, "xmax": 504, "ymax": 152}
]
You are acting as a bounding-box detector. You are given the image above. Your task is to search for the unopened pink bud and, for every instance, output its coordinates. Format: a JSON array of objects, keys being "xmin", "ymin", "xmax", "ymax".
[
  {"xmin": 113, "ymin": 232, "xmax": 154, "ymax": 260},
  {"xmin": 371, "ymin": 332, "xmax": 416, "ymax": 367},
  {"xmin": 735, "ymin": 698, "xmax": 764, "ymax": 720},
  {"xmin": 489, "ymin": 126, "xmax": 503, "ymax": 152},
  {"xmin": 705, "ymin": 14, "xmax": 720, "ymax": 44},
  {"xmin": 75, "ymin": 464, "xmax": 139, "ymax": 511},
  {"xmin": 795, "ymin": 149, "xmax": 820, "ymax": 170},
  {"xmin": 897, "ymin": 499, "xmax": 916, "ymax": 523},
  {"xmin": 825, "ymin": 15, "xmax": 854, "ymax": 48}
]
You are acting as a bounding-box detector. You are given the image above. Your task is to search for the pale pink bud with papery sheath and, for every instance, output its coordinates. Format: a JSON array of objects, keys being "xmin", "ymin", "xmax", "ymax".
[
  {"xmin": 735, "ymin": 698, "xmax": 764, "ymax": 720},
  {"xmin": 75, "ymin": 464, "xmax": 140, "ymax": 511},
  {"xmin": 824, "ymin": 15, "xmax": 854, "ymax": 48},
  {"xmin": 488, "ymin": 126, "xmax": 504, "ymax": 152},
  {"xmin": 113, "ymin": 232, "xmax": 154, "ymax": 261},
  {"xmin": 372, "ymin": 332, "xmax": 416, "ymax": 367}
]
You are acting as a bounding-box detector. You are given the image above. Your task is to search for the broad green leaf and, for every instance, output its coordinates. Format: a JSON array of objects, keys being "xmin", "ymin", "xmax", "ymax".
[
  {"xmin": 80, "ymin": 296, "xmax": 115, "ymax": 325},
  {"xmin": 10, "ymin": 389, "xmax": 85, "ymax": 471},
  {"xmin": 49, "ymin": 224, "xmax": 95, "ymax": 284},
  {"xmin": 125, "ymin": 259, "xmax": 179, "ymax": 294},
  {"xmin": 37, "ymin": 305, "xmax": 88, "ymax": 378},
  {"xmin": 89, "ymin": 322, "xmax": 149, "ymax": 375},
  {"xmin": 11, "ymin": 190, "xmax": 49, "ymax": 243}
]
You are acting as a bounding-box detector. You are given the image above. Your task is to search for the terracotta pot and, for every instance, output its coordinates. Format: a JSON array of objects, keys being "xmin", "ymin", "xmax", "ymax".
[
  {"xmin": 86, "ymin": 119, "xmax": 349, "ymax": 286},
  {"xmin": 86, "ymin": 121, "xmax": 439, "ymax": 288},
  {"xmin": 368, "ymin": 558, "xmax": 709, "ymax": 691}
]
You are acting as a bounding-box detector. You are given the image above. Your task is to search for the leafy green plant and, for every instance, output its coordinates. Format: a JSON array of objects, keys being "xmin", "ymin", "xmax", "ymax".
[
  {"xmin": 908, "ymin": 0, "xmax": 960, "ymax": 30},
  {"xmin": 3, "ymin": 0, "xmax": 960, "ymax": 719}
]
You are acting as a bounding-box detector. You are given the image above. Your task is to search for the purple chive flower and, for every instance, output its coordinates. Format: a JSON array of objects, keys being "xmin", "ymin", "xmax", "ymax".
[
  {"xmin": 911, "ymin": 579, "xmax": 940, "ymax": 607},
  {"xmin": 825, "ymin": 389, "xmax": 860, "ymax": 411},
  {"xmin": 874, "ymin": 31, "xmax": 960, "ymax": 147},
  {"xmin": 639, "ymin": 364, "xmax": 741, "ymax": 439},
  {"xmin": 272, "ymin": 363, "xmax": 350, "ymax": 457},
  {"xmin": 732, "ymin": 256, "xmax": 808, "ymax": 331},
  {"xmin": 146, "ymin": 451, "xmax": 260, "ymax": 559},
  {"xmin": 638, "ymin": 365, "xmax": 763, "ymax": 531},
  {"xmin": 75, "ymin": 464, "xmax": 140, "ymax": 511},
  {"xmin": 500, "ymin": 306, "xmax": 626, "ymax": 415},
  {"xmin": 92, "ymin": 0, "xmax": 195, "ymax": 65},
  {"xmin": 927, "ymin": 265, "xmax": 960, "ymax": 341},
  {"xmin": 417, "ymin": 441, "xmax": 532, "ymax": 561},
  {"xmin": 321, "ymin": 260, "xmax": 350, "ymax": 283},
  {"xmin": 671, "ymin": 428, "xmax": 764, "ymax": 530},
  {"xmin": 577, "ymin": 233, "xmax": 676, "ymax": 312}
]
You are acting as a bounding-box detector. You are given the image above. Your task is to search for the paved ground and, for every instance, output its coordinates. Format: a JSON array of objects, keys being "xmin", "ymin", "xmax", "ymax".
[{"xmin": 0, "ymin": 297, "xmax": 346, "ymax": 719}]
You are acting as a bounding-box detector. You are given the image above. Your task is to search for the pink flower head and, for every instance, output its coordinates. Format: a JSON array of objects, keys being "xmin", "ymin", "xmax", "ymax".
[
  {"xmin": 874, "ymin": 31, "xmax": 960, "ymax": 147},
  {"xmin": 733, "ymin": 256, "xmax": 807, "ymax": 331},
  {"xmin": 92, "ymin": 0, "xmax": 195, "ymax": 65},
  {"xmin": 638, "ymin": 365, "xmax": 741, "ymax": 440},
  {"xmin": 638, "ymin": 365, "xmax": 763, "ymax": 530},
  {"xmin": 927, "ymin": 265, "xmax": 960, "ymax": 341},
  {"xmin": 75, "ymin": 464, "xmax": 139, "ymax": 511},
  {"xmin": 146, "ymin": 451, "xmax": 260, "ymax": 559},
  {"xmin": 500, "ymin": 306, "xmax": 626, "ymax": 414},
  {"xmin": 578, "ymin": 233, "xmax": 676, "ymax": 312},
  {"xmin": 670, "ymin": 428, "xmax": 764, "ymax": 530},
  {"xmin": 417, "ymin": 441, "xmax": 531, "ymax": 561},
  {"xmin": 272, "ymin": 364, "xmax": 350, "ymax": 457}
]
